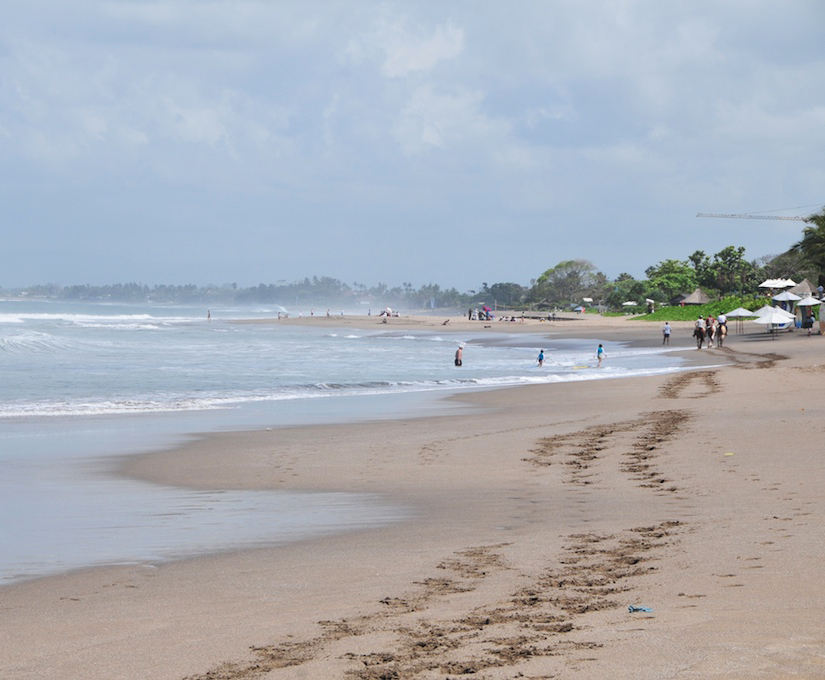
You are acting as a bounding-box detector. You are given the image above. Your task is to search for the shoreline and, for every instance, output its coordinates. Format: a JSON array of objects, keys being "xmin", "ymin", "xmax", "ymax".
[
  {"xmin": 0, "ymin": 315, "xmax": 703, "ymax": 587},
  {"xmin": 3, "ymin": 320, "xmax": 823, "ymax": 678}
]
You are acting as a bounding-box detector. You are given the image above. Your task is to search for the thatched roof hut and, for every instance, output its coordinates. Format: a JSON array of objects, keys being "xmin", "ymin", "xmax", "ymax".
[
  {"xmin": 789, "ymin": 278, "xmax": 818, "ymax": 297},
  {"xmin": 679, "ymin": 288, "xmax": 711, "ymax": 305}
]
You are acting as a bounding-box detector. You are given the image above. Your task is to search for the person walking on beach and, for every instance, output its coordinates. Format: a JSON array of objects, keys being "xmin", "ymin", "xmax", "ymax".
[
  {"xmin": 596, "ymin": 343, "xmax": 606, "ymax": 367},
  {"xmin": 455, "ymin": 344, "xmax": 463, "ymax": 366},
  {"xmin": 537, "ymin": 349, "xmax": 545, "ymax": 367},
  {"xmin": 662, "ymin": 322, "xmax": 671, "ymax": 345}
]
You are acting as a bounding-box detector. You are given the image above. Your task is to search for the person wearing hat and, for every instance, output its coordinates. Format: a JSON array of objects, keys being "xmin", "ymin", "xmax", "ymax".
[{"xmin": 455, "ymin": 344, "xmax": 464, "ymax": 366}]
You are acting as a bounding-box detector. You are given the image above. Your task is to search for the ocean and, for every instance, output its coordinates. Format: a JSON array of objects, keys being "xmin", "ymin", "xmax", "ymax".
[{"xmin": 0, "ymin": 299, "xmax": 686, "ymax": 584}]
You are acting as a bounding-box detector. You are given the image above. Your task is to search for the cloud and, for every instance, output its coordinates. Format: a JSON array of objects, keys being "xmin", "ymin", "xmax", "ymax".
[
  {"xmin": 394, "ymin": 83, "xmax": 508, "ymax": 153},
  {"xmin": 376, "ymin": 18, "xmax": 464, "ymax": 78},
  {"xmin": 1, "ymin": 1, "xmax": 825, "ymax": 289}
]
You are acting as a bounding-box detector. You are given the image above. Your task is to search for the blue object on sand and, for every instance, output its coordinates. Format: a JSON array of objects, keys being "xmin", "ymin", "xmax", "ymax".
[{"xmin": 628, "ymin": 605, "xmax": 653, "ymax": 613}]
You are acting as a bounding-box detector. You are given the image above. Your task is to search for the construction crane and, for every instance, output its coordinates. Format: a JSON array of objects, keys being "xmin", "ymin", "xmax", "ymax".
[{"xmin": 697, "ymin": 212, "xmax": 812, "ymax": 223}]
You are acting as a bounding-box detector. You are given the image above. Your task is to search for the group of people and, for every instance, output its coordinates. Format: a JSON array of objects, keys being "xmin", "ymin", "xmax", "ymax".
[
  {"xmin": 691, "ymin": 314, "xmax": 727, "ymax": 349},
  {"xmin": 457, "ymin": 344, "xmax": 606, "ymax": 369},
  {"xmin": 468, "ymin": 308, "xmax": 493, "ymax": 321},
  {"xmin": 456, "ymin": 312, "xmax": 739, "ymax": 370}
]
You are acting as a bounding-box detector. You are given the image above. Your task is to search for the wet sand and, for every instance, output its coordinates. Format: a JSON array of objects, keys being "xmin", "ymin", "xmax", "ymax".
[{"xmin": 2, "ymin": 316, "xmax": 824, "ymax": 679}]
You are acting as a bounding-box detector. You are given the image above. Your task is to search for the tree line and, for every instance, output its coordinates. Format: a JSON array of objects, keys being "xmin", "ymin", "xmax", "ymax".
[{"xmin": 9, "ymin": 209, "xmax": 825, "ymax": 312}]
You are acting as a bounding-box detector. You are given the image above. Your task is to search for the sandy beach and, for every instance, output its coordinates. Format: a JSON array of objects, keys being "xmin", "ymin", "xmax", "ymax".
[{"xmin": 2, "ymin": 314, "xmax": 824, "ymax": 679}]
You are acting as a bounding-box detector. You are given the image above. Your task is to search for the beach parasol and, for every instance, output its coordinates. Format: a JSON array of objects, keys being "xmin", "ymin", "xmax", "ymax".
[
  {"xmin": 772, "ymin": 290, "xmax": 801, "ymax": 302},
  {"xmin": 754, "ymin": 304, "xmax": 794, "ymax": 319},
  {"xmin": 795, "ymin": 296, "xmax": 822, "ymax": 306},
  {"xmin": 622, "ymin": 301, "xmax": 637, "ymax": 306},
  {"xmin": 753, "ymin": 308, "xmax": 794, "ymax": 337},
  {"xmin": 759, "ymin": 278, "xmax": 796, "ymax": 289},
  {"xmin": 724, "ymin": 307, "xmax": 756, "ymax": 334},
  {"xmin": 756, "ymin": 307, "xmax": 794, "ymax": 320}
]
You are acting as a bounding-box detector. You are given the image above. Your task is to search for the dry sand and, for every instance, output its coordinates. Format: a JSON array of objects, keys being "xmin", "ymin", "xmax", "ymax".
[{"xmin": 2, "ymin": 315, "xmax": 824, "ymax": 679}]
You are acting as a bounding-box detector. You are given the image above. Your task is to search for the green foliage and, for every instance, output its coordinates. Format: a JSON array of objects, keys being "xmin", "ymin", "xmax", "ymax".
[
  {"xmin": 711, "ymin": 245, "xmax": 758, "ymax": 294},
  {"xmin": 483, "ymin": 281, "xmax": 528, "ymax": 307},
  {"xmin": 687, "ymin": 246, "xmax": 757, "ymax": 296},
  {"xmin": 635, "ymin": 295, "xmax": 764, "ymax": 322},
  {"xmin": 604, "ymin": 276, "xmax": 647, "ymax": 309},
  {"xmin": 14, "ymin": 216, "xmax": 824, "ymax": 314},
  {"xmin": 757, "ymin": 250, "xmax": 815, "ymax": 284},
  {"xmin": 792, "ymin": 208, "xmax": 825, "ymax": 275},
  {"xmin": 17, "ymin": 279, "xmax": 480, "ymax": 310},
  {"xmin": 531, "ymin": 259, "xmax": 598, "ymax": 307},
  {"xmin": 645, "ymin": 259, "xmax": 696, "ymax": 300},
  {"xmin": 688, "ymin": 250, "xmax": 712, "ymax": 288}
]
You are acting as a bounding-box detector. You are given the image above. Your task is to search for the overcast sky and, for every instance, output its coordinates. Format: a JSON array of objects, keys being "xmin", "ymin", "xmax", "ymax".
[{"xmin": 2, "ymin": 1, "xmax": 824, "ymax": 291}]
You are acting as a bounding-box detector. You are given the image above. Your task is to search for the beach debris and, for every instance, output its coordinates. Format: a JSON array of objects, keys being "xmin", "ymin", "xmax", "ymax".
[
  {"xmin": 628, "ymin": 605, "xmax": 653, "ymax": 613},
  {"xmin": 724, "ymin": 452, "xmax": 736, "ymax": 456}
]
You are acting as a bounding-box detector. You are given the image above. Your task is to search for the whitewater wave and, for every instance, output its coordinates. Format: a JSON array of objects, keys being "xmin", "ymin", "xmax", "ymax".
[
  {"xmin": 0, "ymin": 312, "xmax": 197, "ymax": 328},
  {"xmin": 0, "ymin": 331, "xmax": 79, "ymax": 353},
  {"xmin": 0, "ymin": 365, "xmax": 693, "ymax": 419}
]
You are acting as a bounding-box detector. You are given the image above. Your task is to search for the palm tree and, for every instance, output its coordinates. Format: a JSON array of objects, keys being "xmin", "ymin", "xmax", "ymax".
[{"xmin": 791, "ymin": 210, "xmax": 825, "ymax": 272}]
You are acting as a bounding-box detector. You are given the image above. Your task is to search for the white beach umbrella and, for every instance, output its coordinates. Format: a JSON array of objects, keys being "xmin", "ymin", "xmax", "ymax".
[
  {"xmin": 725, "ymin": 307, "xmax": 755, "ymax": 317},
  {"xmin": 753, "ymin": 307, "xmax": 796, "ymax": 338},
  {"xmin": 622, "ymin": 301, "xmax": 637, "ymax": 306},
  {"xmin": 796, "ymin": 296, "xmax": 822, "ymax": 306},
  {"xmin": 754, "ymin": 305, "xmax": 794, "ymax": 319},
  {"xmin": 754, "ymin": 308, "xmax": 794, "ymax": 324},
  {"xmin": 772, "ymin": 290, "xmax": 802, "ymax": 302},
  {"xmin": 759, "ymin": 278, "xmax": 796, "ymax": 289},
  {"xmin": 753, "ymin": 308, "xmax": 795, "ymax": 338},
  {"xmin": 724, "ymin": 307, "xmax": 755, "ymax": 333}
]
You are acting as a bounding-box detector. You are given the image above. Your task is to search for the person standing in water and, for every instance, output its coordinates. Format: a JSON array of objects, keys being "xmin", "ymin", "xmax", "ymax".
[
  {"xmin": 662, "ymin": 322, "xmax": 671, "ymax": 345},
  {"xmin": 596, "ymin": 343, "xmax": 606, "ymax": 367},
  {"xmin": 537, "ymin": 349, "xmax": 545, "ymax": 366},
  {"xmin": 455, "ymin": 344, "xmax": 463, "ymax": 366}
]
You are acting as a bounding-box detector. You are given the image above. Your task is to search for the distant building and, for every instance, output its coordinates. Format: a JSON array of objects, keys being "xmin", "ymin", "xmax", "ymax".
[
  {"xmin": 789, "ymin": 278, "xmax": 817, "ymax": 298},
  {"xmin": 672, "ymin": 288, "xmax": 711, "ymax": 306}
]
